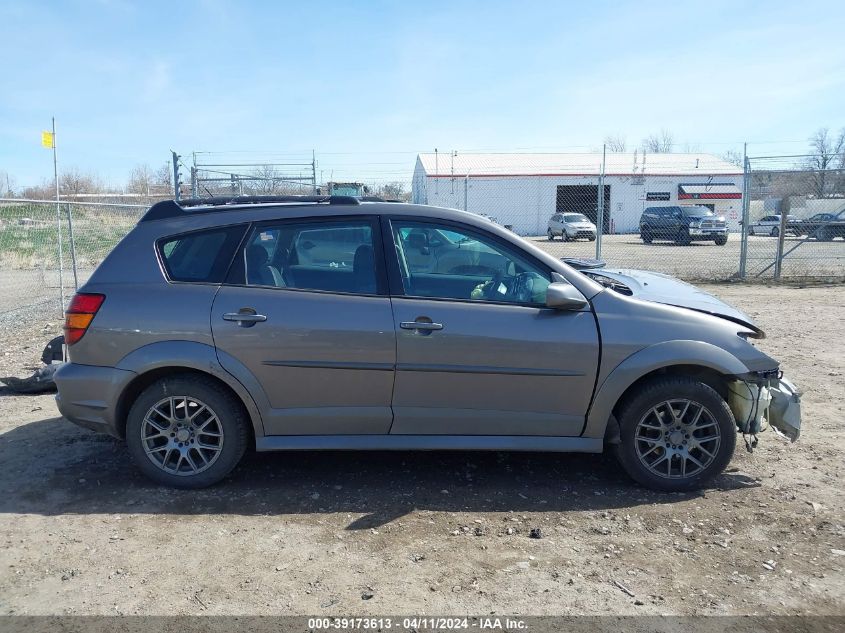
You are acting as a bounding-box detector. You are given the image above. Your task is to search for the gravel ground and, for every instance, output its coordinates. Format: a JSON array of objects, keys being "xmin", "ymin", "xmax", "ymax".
[{"xmin": 0, "ymin": 283, "xmax": 842, "ymax": 616}]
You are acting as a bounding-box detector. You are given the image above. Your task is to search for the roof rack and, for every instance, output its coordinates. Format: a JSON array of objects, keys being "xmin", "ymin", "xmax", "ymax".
[{"xmin": 140, "ymin": 195, "xmax": 360, "ymax": 222}]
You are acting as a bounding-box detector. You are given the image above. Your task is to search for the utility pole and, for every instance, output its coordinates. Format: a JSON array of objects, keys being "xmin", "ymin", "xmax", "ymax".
[
  {"xmin": 51, "ymin": 117, "xmax": 65, "ymax": 316},
  {"xmin": 739, "ymin": 142, "xmax": 749, "ymax": 278},
  {"xmin": 596, "ymin": 144, "xmax": 606, "ymax": 260}
]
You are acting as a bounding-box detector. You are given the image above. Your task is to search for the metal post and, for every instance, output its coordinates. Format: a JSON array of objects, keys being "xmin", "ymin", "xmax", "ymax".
[
  {"xmin": 464, "ymin": 173, "xmax": 469, "ymax": 211},
  {"xmin": 65, "ymin": 203, "xmax": 79, "ymax": 290},
  {"xmin": 172, "ymin": 151, "xmax": 180, "ymax": 201},
  {"xmin": 774, "ymin": 201, "xmax": 788, "ymax": 280},
  {"xmin": 596, "ymin": 144, "xmax": 606, "ymax": 260},
  {"xmin": 738, "ymin": 142, "xmax": 749, "ymax": 278},
  {"xmin": 311, "ymin": 150, "xmax": 317, "ymax": 194},
  {"xmin": 51, "ymin": 117, "xmax": 65, "ymax": 316}
]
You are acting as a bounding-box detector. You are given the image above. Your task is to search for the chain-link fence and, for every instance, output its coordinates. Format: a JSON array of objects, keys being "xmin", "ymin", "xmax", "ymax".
[
  {"xmin": 2, "ymin": 150, "xmax": 843, "ymax": 322},
  {"xmin": 0, "ymin": 199, "xmax": 146, "ymax": 317},
  {"xmin": 412, "ymin": 151, "xmax": 845, "ymax": 281},
  {"xmin": 743, "ymin": 155, "xmax": 845, "ymax": 279}
]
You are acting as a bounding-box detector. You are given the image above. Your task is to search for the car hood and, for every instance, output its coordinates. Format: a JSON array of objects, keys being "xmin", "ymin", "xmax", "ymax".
[{"xmin": 564, "ymin": 261, "xmax": 763, "ymax": 338}]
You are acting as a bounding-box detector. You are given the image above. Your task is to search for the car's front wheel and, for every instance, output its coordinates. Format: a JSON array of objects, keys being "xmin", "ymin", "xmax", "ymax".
[
  {"xmin": 714, "ymin": 235, "xmax": 728, "ymax": 246},
  {"xmin": 614, "ymin": 376, "xmax": 736, "ymax": 491},
  {"xmin": 547, "ymin": 229, "xmax": 555, "ymax": 241},
  {"xmin": 125, "ymin": 374, "xmax": 249, "ymax": 488}
]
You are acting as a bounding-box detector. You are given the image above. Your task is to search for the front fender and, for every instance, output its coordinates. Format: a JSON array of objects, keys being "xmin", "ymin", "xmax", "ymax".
[
  {"xmin": 115, "ymin": 341, "xmax": 266, "ymax": 440},
  {"xmin": 582, "ymin": 340, "xmax": 748, "ymax": 439}
]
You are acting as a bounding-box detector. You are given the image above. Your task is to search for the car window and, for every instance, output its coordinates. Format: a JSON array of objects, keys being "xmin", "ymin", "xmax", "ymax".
[
  {"xmin": 158, "ymin": 225, "xmax": 246, "ymax": 283},
  {"xmin": 391, "ymin": 220, "xmax": 551, "ymax": 305},
  {"xmin": 242, "ymin": 219, "xmax": 380, "ymax": 294},
  {"xmin": 682, "ymin": 207, "xmax": 713, "ymax": 217},
  {"xmin": 563, "ymin": 214, "xmax": 588, "ymax": 223}
]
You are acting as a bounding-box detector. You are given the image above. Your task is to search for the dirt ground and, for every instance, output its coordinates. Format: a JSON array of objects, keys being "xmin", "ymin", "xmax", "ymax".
[{"xmin": 0, "ymin": 284, "xmax": 842, "ymax": 616}]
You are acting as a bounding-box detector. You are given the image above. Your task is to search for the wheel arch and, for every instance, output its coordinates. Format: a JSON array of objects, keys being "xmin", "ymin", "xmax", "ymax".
[
  {"xmin": 584, "ymin": 340, "xmax": 747, "ymax": 441},
  {"xmin": 114, "ymin": 341, "xmax": 265, "ymax": 442}
]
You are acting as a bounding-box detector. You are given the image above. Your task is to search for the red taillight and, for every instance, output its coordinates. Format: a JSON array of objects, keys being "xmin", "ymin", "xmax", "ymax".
[{"xmin": 64, "ymin": 293, "xmax": 105, "ymax": 345}]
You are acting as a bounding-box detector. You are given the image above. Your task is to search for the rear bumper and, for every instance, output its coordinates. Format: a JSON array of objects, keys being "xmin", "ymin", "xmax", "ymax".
[{"xmin": 54, "ymin": 363, "xmax": 136, "ymax": 438}]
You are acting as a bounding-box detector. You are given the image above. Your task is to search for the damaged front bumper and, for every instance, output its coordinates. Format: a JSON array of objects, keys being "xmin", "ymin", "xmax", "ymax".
[
  {"xmin": 729, "ymin": 372, "xmax": 802, "ymax": 443},
  {"xmin": 768, "ymin": 377, "xmax": 802, "ymax": 441}
]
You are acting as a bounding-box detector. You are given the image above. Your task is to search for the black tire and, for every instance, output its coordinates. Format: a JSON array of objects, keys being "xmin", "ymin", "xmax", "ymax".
[
  {"xmin": 588, "ymin": 235, "xmax": 596, "ymax": 242},
  {"xmin": 561, "ymin": 232, "xmax": 569, "ymax": 242},
  {"xmin": 613, "ymin": 376, "xmax": 736, "ymax": 492},
  {"xmin": 816, "ymin": 228, "xmax": 834, "ymax": 242},
  {"xmin": 641, "ymin": 230, "xmax": 653, "ymax": 244},
  {"xmin": 771, "ymin": 227, "xmax": 779, "ymax": 237},
  {"xmin": 125, "ymin": 374, "xmax": 249, "ymax": 489},
  {"xmin": 676, "ymin": 228, "xmax": 691, "ymax": 246},
  {"xmin": 547, "ymin": 229, "xmax": 555, "ymax": 241},
  {"xmin": 714, "ymin": 235, "xmax": 728, "ymax": 246}
]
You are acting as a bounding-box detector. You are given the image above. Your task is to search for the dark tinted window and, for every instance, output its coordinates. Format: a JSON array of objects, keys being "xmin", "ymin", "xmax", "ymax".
[
  {"xmin": 159, "ymin": 225, "xmax": 246, "ymax": 283},
  {"xmin": 682, "ymin": 206, "xmax": 714, "ymax": 217},
  {"xmin": 242, "ymin": 218, "xmax": 381, "ymax": 294}
]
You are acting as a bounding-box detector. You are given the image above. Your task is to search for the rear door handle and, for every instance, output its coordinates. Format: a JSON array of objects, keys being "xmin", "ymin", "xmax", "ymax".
[
  {"xmin": 400, "ymin": 320, "xmax": 443, "ymax": 331},
  {"xmin": 223, "ymin": 311, "xmax": 267, "ymax": 327}
]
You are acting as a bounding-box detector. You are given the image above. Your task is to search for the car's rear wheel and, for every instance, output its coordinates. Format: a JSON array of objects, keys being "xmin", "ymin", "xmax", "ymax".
[
  {"xmin": 125, "ymin": 374, "xmax": 249, "ymax": 488},
  {"xmin": 771, "ymin": 226, "xmax": 779, "ymax": 237},
  {"xmin": 817, "ymin": 228, "xmax": 834, "ymax": 241},
  {"xmin": 614, "ymin": 376, "xmax": 736, "ymax": 491},
  {"xmin": 547, "ymin": 229, "xmax": 555, "ymax": 241}
]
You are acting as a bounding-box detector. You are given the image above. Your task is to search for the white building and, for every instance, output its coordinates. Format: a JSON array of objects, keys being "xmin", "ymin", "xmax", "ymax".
[{"xmin": 412, "ymin": 152, "xmax": 744, "ymax": 235}]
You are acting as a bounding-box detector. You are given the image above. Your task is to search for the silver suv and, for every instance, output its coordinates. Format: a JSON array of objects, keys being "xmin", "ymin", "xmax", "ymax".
[
  {"xmin": 547, "ymin": 213, "xmax": 597, "ymax": 241},
  {"xmin": 55, "ymin": 196, "xmax": 801, "ymax": 490}
]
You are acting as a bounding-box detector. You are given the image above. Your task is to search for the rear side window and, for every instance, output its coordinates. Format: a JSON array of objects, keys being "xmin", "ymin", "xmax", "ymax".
[
  {"xmin": 158, "ymin": 225, "xmax": 246, "ymax": 283},
  {"xmin": 237, "ymin": 218, "xmax": 383, "ymax": 295}
]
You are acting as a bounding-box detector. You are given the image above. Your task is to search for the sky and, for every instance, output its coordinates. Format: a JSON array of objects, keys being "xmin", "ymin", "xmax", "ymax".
[{"xmin": 1, "ymin": 0, "xmax": 844, "ymax": 189}]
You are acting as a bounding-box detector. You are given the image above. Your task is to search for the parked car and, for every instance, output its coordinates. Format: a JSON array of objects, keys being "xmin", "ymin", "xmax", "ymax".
[
  {"xmin": 748, "ymin": 215, "xmax": 798, "ymax": 237},
  {"xmin": 547, "ymin": 213, "xmax": 597, "ymax": 241},
  {"xmin": 787, "ymin": 211, "xmax": 845, "ymax": 241},
  {"xmin": 55, "ymin": 196, "xmax": 801, "ymax": 491},
  {"xmin": 639, "ymin": 206, "xmax": 728, "ymax": 245}
]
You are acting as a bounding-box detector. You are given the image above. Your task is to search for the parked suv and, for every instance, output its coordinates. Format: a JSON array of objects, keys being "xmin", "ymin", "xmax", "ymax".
[
  {"xmin": 55, "ymin": 196, "xmax": 800, "ymax": 491},
  {"xmin": 639, "ymin": 206, "xmax": 728, "ymax": 245},
  {"xmin": 547, "ymin": 213, "xmax": 597, "ymax": 241}
]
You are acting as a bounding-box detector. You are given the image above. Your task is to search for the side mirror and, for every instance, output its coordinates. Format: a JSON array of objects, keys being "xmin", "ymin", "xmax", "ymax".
[{"xmin": 545, "ymin": 282, "xmax": 588, "ymax": 310}]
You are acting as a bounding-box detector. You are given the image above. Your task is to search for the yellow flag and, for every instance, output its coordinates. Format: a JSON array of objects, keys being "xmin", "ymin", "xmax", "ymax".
[{"xmin": 41, "ymin": 131, "xmax": 54, "ymax": 148}]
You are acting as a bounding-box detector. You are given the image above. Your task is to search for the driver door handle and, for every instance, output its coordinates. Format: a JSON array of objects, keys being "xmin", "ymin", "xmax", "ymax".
[{"xmin": 400, "ymin": 321, "xmax": 443, "ymax": 331}]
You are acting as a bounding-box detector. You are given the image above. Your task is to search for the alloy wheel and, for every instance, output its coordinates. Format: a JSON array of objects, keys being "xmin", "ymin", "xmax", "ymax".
[
  {"xmin": 141, "ymin": 396, "xmax": 225, "ymax": 476},
  {"xmin": 634, "ymin": 399, "xmax": 721, "ymax": 479}
]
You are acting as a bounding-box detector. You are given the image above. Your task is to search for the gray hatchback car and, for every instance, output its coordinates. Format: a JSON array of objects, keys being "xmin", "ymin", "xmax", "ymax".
[{"xmin": 55, "ymin": 196, "xmax": 802, "ymax": 490}]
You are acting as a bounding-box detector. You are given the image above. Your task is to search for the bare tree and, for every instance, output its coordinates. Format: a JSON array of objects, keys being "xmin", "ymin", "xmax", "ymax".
[
  {"xmin": 641, "ymin": 129, "xmax": 674, "ymax": 153},
  {"xmin": 59, "ymin": 168, "xmax": 101, "ymax": 198},
  {"xmin": 721, "ymin": 149, "xmax": 744, "ymax": 167},
  {"xmin": 127, "ymin": 164, "xmax": 155, "ymax": 196},
  {"xmin": 251, "ymin": 164, "xmax": 282, "ymax": 194},
  {"xmin": 374, "ymin": 181, "xmax": 409, "ymax": 201},
  {"xmin": 0, "ymin": 170, "xmax": 15, "ymax": 197},
  {"xmin": 155, "ymin": 163, "xmax": 172, "ymax": 189},
  {"xmin": 603, "ymin": 134, "xmax": 627, "ymax": 152},
  {"xmin": 804, "ymin": 127, "xmax": 845, "ymax": 198}
]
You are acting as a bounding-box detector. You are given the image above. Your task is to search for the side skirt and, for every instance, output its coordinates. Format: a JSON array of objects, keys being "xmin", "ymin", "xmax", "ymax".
[{"xmin": 255, "ymin": 435, "xmax": 603, "ymax": 453}]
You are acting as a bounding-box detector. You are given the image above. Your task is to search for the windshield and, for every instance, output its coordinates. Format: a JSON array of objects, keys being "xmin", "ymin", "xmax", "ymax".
[
  {"xmin": 682, "ymin": 207, "xmax": 715, "ymax": 217},
  {"xmin": 563, "ymin": 214, "xmax": 589, "ymax": 223}
]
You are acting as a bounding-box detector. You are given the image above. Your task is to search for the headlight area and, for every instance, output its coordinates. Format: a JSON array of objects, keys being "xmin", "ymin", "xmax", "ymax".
[{"xmin": 728, "ymin": 370, "xmax": 802, "ymax": 450}]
